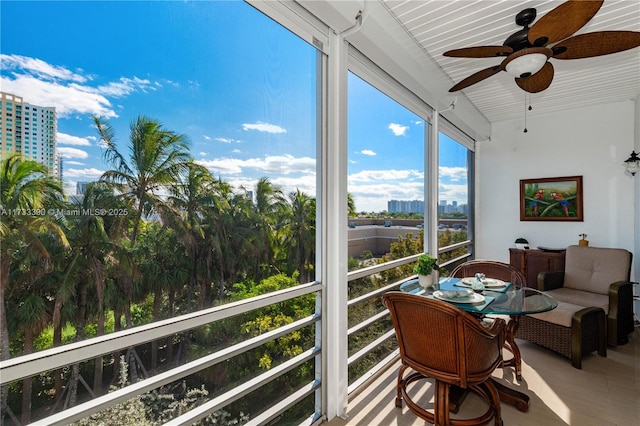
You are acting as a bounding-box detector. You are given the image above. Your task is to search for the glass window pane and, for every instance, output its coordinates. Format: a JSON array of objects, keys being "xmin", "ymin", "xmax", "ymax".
[
  {"xmin": 438, "ymin": 131, "xmax": 472, "ymax": 269},
  {"xmin": 347, "ymin": 72, "xmax": 425, "ymax": 270}
]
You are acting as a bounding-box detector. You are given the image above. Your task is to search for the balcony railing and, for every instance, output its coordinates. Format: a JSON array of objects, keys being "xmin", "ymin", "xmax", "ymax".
[
  {"xmin": 1, "ymin": 240, "xmax": 473, "ymax": 425},
  {"xmin": 1, "ymin": 283, "xmax": 321, "ymax": 425}
]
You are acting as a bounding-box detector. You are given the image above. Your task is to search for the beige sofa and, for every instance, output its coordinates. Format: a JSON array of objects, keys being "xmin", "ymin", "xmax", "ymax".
[{"xmin": 516, "ymin": 245, "xmax": 634, "ymax": 368}]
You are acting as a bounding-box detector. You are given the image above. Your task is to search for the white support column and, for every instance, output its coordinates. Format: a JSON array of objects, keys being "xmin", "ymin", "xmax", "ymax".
[
  {"xmin": 322, "ymin": 29, "xmax": 349, "ymax": 421},
  {"xmin": 427, "ymin": 114, "xmax": 439, "ymax": 256}
]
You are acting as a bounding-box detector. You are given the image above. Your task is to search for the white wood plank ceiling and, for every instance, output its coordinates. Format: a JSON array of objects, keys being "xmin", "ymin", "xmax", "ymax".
[{"xmin": 381, "ymin": 0, "xmax": 640, "ymax": 123}]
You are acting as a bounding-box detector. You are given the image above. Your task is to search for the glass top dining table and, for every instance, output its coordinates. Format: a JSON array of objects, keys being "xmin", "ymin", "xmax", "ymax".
[
  {"xmin": 399, "ymin": 276, "xmax": 558, "ymax": 411},
  {"xmin": 399, "ymin": 276, "xmax": 558, "ymax": 316}
]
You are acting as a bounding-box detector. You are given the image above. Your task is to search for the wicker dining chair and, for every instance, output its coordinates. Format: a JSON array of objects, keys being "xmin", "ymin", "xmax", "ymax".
[
  {"xmin": 449, "ymin": 260, "xmax": 527, "ymax": 379},
  {"xmin": 449, "ymin": 260, "xmax": 527, "ymax": 287},
  {"xmin": 383, "ymin": 291, "xmax": 505, "ymax": 426}
]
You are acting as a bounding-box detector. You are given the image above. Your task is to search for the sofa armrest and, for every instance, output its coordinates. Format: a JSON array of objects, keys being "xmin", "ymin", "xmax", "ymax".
[
  {"xmin": 538, "ymin": 271, "xmax": 564, "ymax": 291},
  {"xmin": 607, "ymin": 280, "xmax": 635, "ymax": 346}
]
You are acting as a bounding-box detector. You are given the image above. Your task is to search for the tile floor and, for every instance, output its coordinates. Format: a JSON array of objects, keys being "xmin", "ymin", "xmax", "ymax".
[{"xmin": 327, "ymin": 329, "xmax": 640, "ymax": 426}]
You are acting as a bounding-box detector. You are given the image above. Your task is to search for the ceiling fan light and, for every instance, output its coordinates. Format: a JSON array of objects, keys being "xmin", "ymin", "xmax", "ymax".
[{"xmin": 505, "ymin": 53, "xmax": 548, "ymax": 77}]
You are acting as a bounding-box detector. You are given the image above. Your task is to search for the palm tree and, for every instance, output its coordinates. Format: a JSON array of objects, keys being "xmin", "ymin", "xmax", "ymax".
[
  {"xmin": 9, "ymin": 244, "xmax": 55, "ymax": 424},
  {"xmin": 94, "ymin": 115, "xmax": 192, "ymax": 245},
  {"xmin": 252, "ymin": 178, "xmax": 287, "ymax": 279},
  {"xmin": 0, "ymin": 155, "xmax": 68, "ymax": 418},
  {"xmin": 62, "ymin": 182, "xmax": 125, "ymax": 397},
  {"xmin": 167, "ymin": 164, "xmax": 220, "ymax": 310},
  {"xmin": 136, "ymin": 221, "xmax": 188, "ymax": 369},
  {"xmin": 347, "ymin": 192, "xmax": 357, "ymax": 217},
  {"xmin": 94, "ymin": 115, "xmax": 192, "ymax": 382},
  {"xmin": 281, "ymin": 190, "xmax": 316, "ymax": 283}
]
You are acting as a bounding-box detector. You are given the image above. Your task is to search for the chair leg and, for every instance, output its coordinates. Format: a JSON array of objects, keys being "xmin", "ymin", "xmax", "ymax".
[
  {"xmin": 395, "ymin": 364, "xmax": 407, "ymax": 408},
  {"xmin": 433, "ymin": 380, "xmax": 450, "ymax": 426},
  {"xmin": 484, "ymin": 379, "xmax": 502, "ymax": 426}
]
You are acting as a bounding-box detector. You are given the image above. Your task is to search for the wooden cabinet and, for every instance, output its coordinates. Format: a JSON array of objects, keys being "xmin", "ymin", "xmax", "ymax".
[{"xmin": 509, "ymin": 248, "xmax": 566, "ymax": 289}]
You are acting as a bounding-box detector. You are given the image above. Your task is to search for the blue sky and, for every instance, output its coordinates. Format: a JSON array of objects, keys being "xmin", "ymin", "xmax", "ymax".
[{"xmin": 1, "ymin": 0, "xmax": 468, "ymax": 213}]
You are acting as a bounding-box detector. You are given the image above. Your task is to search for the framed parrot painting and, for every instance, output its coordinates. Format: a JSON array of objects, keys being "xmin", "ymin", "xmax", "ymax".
[{"xmin": 520, "ymin": 175, "xmax": 583, "ymax": 221}]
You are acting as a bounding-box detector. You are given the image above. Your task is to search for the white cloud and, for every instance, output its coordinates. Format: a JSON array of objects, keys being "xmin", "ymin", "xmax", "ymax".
[
  {"xmin": 215, "ymin": 137, "xmax": 237, "ymax": 143},
  {"xmin": 0, "ymin": 54, "xmax": 158, "ymax": 118},
  {"xmin": 439, "ymin": 166, "xmax": 467, "ymax": 183},
  {"xmin": 63, "ymin": 167, "xmax": 104, "ymax": 179},
  {"xmin": 1, "ymin": 54, "xmax": 87, "ymax": 83},
  {"xmin": 198, "ymin": 152, "xmax": 208, "ymax": 157},
  {"xmin": 64, "ymin": 160, "xmax": 86, "ymax": 166},
  {"xmin": 388, "ymin": 123, "xmax": 409, "ymax": 136},
  {"xmin": 217, "ymin": 175, "xmax": 317, "ymax": 203},
  {"xmin": 57, "ymin": 147, "xmax": 89, "ymax": 159},
  {"xmin": 97, "ymin": 76, "xmax": 154, "ymax": 97},
  {"xmin": 242, "ymin": 122, "xmax": 287, "ymax": 134},
  {"xmin": 361, "ymin": 149, "xmax": 376, "ymax": 156},
  {"xmin": 203, "ymin": 135, "xmax": 211, "ymax": 140},
  {"xmin": 57, "ymin": 132, "xmax": 92, "ymax": 146},
  {"xmin": 196, "ymin": 157, "xmax": 244, "ymax": 174},
  {"xmin": 349, "ymin": 169, "xmax": 422, "ymax": 183},
  {"xmin": 196, "ymin": 154, "xmax": 315, "ymax": 176},
  {"xmin": 1, "ymin": 74, "xmax": 117, "ymax": 118}
]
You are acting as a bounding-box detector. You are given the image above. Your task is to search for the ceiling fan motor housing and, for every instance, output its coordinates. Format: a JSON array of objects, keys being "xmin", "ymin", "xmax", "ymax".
[{"xmin": 504, "ymin": 8, "xmax": 538, "ymax": 52}]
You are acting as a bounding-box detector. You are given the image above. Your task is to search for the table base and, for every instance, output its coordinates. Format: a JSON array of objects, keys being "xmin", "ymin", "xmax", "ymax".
[{"xmin": 449, "ymin": 378, "xmax": 530, "ymax": 414}]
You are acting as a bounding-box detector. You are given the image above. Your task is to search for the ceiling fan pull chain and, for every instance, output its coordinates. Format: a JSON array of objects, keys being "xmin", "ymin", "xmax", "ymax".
[{"xmin": 523, "ymin": 93, "xmax": 528, "ymax": 133}]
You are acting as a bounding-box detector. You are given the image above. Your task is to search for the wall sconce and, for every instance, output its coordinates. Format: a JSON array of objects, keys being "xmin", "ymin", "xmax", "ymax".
[{"xmin": 624, "ymin": 151, "xmax": 640, "ymax": 176}]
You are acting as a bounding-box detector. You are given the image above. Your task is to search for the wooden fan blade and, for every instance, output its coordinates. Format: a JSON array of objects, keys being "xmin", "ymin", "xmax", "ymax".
[
  {"xmin": 552, "ymin": 31, "xmax": 640, "ymax": 59},
  {"xmin": 516, "ymin": 62, "xmax": 554, "ymax": 93},
  {"xmin": 444, "ymin": 46, "xmax": 513, "ymax": 58},
  {"xmin": 528, "ymin": 0, "xmax": 603, "ymax": 46},
  {"xmin": 449, "ymin": 65, "xmax": 503, "ymax": 92}
]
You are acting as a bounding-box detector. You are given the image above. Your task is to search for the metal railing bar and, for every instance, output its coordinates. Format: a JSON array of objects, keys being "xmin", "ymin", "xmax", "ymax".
[
  {"xmin": 0, "ymin": 283, "xmax": 320, "ymax": 384},
  {"xmin": 347, "ymin": 278, "xmax": 406, "ymax": 308},
  {"xmin": 347, "ymin": 309, "xmax": 389, "ymax": 336},
  {"xmin": 347, "ymin": 329, "xmax": 396, "ymax": 366},
  {"xmin": 347, "ymin": 253, "xmax": 420, "ymax": 281},
  {"xmin": 163, "ymin": 347, "xmax": 320, "ymax": 426},
  {"xmin": 38, "ymin": 315, "xmax": 319, "ymax": 426},
  {"xmin": 243, "ymin": 380, "xmax": 320, "ymax": 426},
  {"xmin": 438, "ymin": 240, "xmax": 471, "ymax": 254}
]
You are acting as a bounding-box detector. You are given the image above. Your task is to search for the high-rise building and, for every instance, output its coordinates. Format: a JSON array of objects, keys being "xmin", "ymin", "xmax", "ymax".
[
  {"xmin": 0, "ymin": 92, "xmax": 60, "ymax": 179},
  {"xmin": 387, "ymin": 199, "xmax": 424, "ymax": 214},
  {"xmin": 76, "ymin": 181, "xmax": 89, "ymax": 195}
]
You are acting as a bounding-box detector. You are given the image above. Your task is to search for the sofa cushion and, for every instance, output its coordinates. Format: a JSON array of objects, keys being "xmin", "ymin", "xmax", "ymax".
[
  {"xmin": 546, "ymin": 288, "xmax": 610, "ymax": 314},
  {"xmin": 563, "ymin": 245, "xmax": 631, "ymax": 295},
  {"xmin": 528, "ymin": 301, "xmax": 587, "ymax": 327}
]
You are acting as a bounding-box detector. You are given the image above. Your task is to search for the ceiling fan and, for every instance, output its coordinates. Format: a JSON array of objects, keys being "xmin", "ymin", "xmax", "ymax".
[{"xmin": 444, "ymin": 0, "xmax": 640, "ymax": 93}]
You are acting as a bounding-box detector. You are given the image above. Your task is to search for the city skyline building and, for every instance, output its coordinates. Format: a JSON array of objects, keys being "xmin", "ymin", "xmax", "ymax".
[
  {"xmin": 389, "ymin": 199, "xmax": 468, "ymax": 215},
  {"xmin": 0, "ymin": 91, "xmax": 60, "ymax": 180},
  {"xmin": 387, "ymin": 199, "xmax": 424, "ymax": 214}
]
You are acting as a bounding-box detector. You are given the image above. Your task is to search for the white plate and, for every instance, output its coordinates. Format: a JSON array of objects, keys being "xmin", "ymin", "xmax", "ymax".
[
  {"xmin": 461, "ymin": 277, "xmax": 507, "ymax": 288},
  {"xmin": 433, "ymin": 290, "xmax": 485, "ymax": 304}
]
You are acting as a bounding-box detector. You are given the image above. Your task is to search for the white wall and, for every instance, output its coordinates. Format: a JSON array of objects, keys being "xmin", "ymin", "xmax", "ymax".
[{"xmin": 475, "ymin": 99, "xmax": 637, "ymax": 284}]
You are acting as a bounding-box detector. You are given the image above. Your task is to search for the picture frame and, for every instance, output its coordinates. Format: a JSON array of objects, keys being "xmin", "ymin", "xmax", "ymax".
[{"xmin": 520, "ymin": 175, "xmax": 583, "ymax": 221}]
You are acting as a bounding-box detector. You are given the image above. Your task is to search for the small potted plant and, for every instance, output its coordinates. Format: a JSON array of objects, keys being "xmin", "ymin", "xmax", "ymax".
[{"xmin": 413, "ymin": 253, "xmax": 440, "ymax": 288}]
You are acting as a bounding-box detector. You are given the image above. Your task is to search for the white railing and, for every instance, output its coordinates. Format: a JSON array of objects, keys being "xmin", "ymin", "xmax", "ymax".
[
  {"xmin": 1, "ymin": 283, "xmax": 321, "ymax": 425},
  {"xmin": 1, "ymin": 240, "xmax": 474, "ymax": 425}
]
